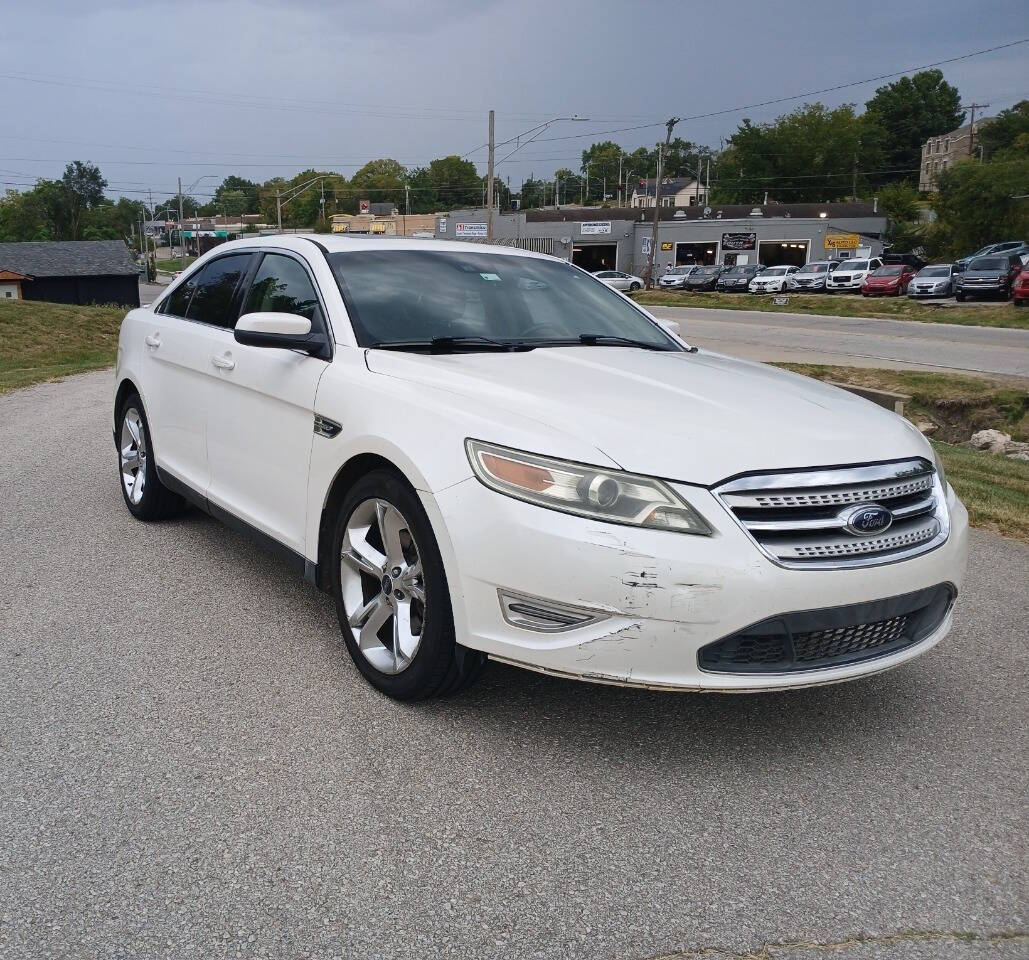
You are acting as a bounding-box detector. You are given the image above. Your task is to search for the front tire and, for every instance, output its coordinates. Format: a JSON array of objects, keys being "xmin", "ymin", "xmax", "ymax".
[
  {"xmin": 117, "ymin": 393, "xmax": 183, "ymax": 521},
  {"xmin": 332, "ymin": 470, "xmax": 484, "ymax": 700},
  {"xmin": 629, "ymin": 282, "xmax": 641, "ymax": 292}
]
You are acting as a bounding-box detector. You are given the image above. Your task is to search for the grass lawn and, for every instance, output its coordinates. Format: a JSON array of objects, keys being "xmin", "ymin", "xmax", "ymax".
[
  {"xmin": 0, "ymin": 300, "xmax": 124, "ymax": 394},
  {"xmin": 932, "ymin": 442, "xmax": 1029, "ymax": 542},
  {"xmin": 776, "ymin": 364, "xmax": 1029, "ymax": 443},
  {"xmin": 155, "ymin": 255, "xmax": 196, "ymax": 273},
  {"xmin": 632, "ymin": 289, "xmax": 1029, "ymax": 330}
]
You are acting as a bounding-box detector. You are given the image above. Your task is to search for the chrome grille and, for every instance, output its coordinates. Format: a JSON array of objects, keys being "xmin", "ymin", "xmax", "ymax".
[{"xmin": 715, "ymin": 458, "xmax": 949, "ymax": 569}]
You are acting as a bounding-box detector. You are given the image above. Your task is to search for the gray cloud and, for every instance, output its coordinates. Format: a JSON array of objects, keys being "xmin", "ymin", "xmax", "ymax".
[{"xmin": 1, "ymin": 0, "xmax": 1025, "ymax": 203}]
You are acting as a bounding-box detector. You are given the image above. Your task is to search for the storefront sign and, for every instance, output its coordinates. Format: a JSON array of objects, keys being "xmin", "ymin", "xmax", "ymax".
[
  {"xmin": 455, "ymin": 222, "xmax": 488, "ymax": 238},
  {"xmin": 359, "ymin": 199, "xmax": 370, "ymax": 213},
  {"xmin": 438, "ymin": 218, "xmax": 447, "ymax": 233},
  {"xmin": 580, "ymin": 221, "xmax": 612, "ymax": 235},
  {"xmin": 641, "ymin": 237, "xmax": 651, "ymax": 254},
  {"xmin": 660, "ymin": 241, "xmax": 673, "ymax": 251},
  {"xmin": 721, "ymin": 232, "xmax": 756, "ymax": 251},
  {"xmin": 825, "ymin": 232, "xmax": 860, "ymax": 249},
  {"xmin": 772, "ymin": 296, "xmax": 790, "ymax": 306}
]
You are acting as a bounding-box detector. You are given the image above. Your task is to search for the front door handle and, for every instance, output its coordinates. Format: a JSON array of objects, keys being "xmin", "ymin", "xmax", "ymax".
[
  {"xmin": 144, "ymin": 334, "xmax": 161, "ymax": 348},
  {"xmin": 211, "ymin": 353, "xmax": 235, "ymax": 370}
]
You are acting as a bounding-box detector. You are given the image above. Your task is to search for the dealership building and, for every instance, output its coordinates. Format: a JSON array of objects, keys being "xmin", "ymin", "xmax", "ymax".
[{"xmin": 434, "ymin": 202, "xmax": 886, "ymax": 274}]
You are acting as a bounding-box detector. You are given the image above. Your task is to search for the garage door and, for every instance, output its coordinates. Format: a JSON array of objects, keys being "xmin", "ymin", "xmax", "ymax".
[{"xmin": 572, "ymin": 243, "xmax": 617, "ymax": 272}]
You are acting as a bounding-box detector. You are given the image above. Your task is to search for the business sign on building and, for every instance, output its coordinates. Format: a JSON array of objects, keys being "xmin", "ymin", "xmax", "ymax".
[
  {"xmin": 825, "ymin": 232, "xmax": 861, "ymax": 249},
  {"xmin": 721, "ymin": 232, "xmax": 757, "ymax": 251},
  {"xmin": 359, "ymin": 199, "xmax": 371, "ymax": 213},
  {"xmin": 580, "ymin": 221, "xmax": 611, "ymax": 235},
  {"xmin": 455, "ymin": 222, "xmax": 488, "ymax": 238}
]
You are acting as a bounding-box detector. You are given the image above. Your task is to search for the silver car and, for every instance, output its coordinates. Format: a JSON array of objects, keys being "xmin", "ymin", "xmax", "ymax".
[
  {"xmin": 658, "ymin": 266, "xmax": 696, "ymax": 288},
  {"xmin": 594, "ymin": 270, "xmax": 643, "ymax": 292},
  {"xmin": 908, "ymin": 264, "xmax": 959, "ymax": 299}
]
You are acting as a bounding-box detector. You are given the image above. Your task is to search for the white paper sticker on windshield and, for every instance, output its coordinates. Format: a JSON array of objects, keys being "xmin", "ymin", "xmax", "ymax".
[{"xmin": 479, "ymin": 273, "xmax": 502, "ymax": 281}]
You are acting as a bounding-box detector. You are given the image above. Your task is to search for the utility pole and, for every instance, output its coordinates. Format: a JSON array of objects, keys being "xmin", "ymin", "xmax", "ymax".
[
  {"xmin": 486, "ymin": 109, "xmax": 495, "ymax": 242},
  {"xmin": 645, "ymin": 117, "xmax": 679, "ymax": 288},
  {"xmin": 964, "ymin": 102, "xmax": 990, "ymax": 157},
  {"xmin": 705, "ymin": 157, "xmax": 710, "ymax": 206},
  {"xmin": 852, "ymin": 152, "xmax": 858, "ymax": 201},
  {"xmin": 617, "ymin": 154, "xmax": 623, "ymax": 206},
  {"xmin": 405, "ymin": 182, "xmax": 410, "ymax": 215},
  {"xmin": 276, "ymin": 190, "xmax": 282, "ymax": 234},
  {"xmin": 178, "ymin": 177, "xmax": 185, "ymax": 270},
  {"xmin": 320, "ymin": 179, "xmax": 325, "ymax": 226}
]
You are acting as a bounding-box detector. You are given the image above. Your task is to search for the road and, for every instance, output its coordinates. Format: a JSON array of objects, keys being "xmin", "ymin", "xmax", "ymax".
[
  {"xmin": 1, "ymin": 370, "xmax": 1026, "ymax": 960},
  {"xmin": 648, "ymin": 304, "xmax": 1029, "ymax": 379}
]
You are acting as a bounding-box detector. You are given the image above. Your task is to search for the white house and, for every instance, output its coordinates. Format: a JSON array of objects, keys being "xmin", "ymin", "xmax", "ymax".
[{"xmin": 631, "ymin": 177, "xmax": 705, "ymax": 209}]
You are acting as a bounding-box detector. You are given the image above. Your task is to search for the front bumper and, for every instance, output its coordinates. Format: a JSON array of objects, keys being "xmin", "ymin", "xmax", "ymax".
[{"xmin": 426, "ymin": 478, "xmax": 969, "ymax": 691}]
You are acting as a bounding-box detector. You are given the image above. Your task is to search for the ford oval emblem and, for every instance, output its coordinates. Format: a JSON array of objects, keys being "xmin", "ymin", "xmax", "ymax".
[{"xmin": 844, "ymin": 503, "xmax": 893, "ymax": 536}]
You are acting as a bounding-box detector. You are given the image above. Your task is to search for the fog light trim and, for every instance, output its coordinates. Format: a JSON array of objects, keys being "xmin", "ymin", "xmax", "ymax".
[{"xmin": 498, "ymin": 589, "xmax": 609, "ymax": 633}]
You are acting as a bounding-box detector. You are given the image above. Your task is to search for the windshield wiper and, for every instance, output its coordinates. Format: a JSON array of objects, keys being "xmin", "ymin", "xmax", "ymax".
[
  {"xmin": 576, "ymin": 333, "xmax": 670, "ymax": 350},
  {"xmin": 371, "ymin": 336, "xmax": 534, "ymax": 353}
]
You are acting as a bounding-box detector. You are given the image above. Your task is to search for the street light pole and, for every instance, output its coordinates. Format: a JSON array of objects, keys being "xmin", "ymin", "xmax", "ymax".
[
  {"xmin": 645, "ymin": 117, "xmax": 680, "ymax": 289},
  {"xmin": 178, "ymin": 177, "xmax": 185, "ymax": 270},
  {"xmin": 486, "ymin": 109, "xmax": 495, "ymax": 243}
]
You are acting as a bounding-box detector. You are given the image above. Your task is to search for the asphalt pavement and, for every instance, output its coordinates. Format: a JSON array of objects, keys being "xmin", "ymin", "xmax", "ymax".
[
  {"xmin": 1, "ymin": 370, "xmax": 1027, "ymax": 960},
  {"xmin": 648, "ymin": 304, "xmax": 1029, "ymax": 379}
]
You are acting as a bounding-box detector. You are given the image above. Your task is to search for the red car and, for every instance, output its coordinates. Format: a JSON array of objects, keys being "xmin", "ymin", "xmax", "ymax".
[
  {"xmin": 1014, "ymin": 266, "xmax": 1029, "ymax": 307},
  {"xmin": 861, "ymin": 264, "xmax": 916, "ymax": 296}
]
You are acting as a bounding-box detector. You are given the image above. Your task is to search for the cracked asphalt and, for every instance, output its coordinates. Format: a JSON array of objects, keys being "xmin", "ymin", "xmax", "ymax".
[{"xmin": 1, "ymin": 369, "xmax": 1027, "ymax": 960}]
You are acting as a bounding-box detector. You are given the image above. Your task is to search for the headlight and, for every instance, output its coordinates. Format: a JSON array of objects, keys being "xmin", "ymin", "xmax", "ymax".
[{"xmin": 465, "ymin": 439, "xmax": 713, "ymax": 535}]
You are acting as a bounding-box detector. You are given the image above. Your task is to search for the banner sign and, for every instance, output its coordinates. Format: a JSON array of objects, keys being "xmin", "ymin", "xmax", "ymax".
[
  {"xmin": 825, "ymin": 232, "xmax": 860, "ymax": 249},
  {"xmin": 455, "ymin": 222, "xmax": 488, "ymax": 238},
  {"xmin": 721, "ymin": 232, "xmax": 756, "ymax": 251},
  {"xmin": 580, "ymin": 221, "xmax": 611, "ymax": 235},
  {"xmin": 359, "ymin": 199, "xmax": 370, "ymax": 213}
]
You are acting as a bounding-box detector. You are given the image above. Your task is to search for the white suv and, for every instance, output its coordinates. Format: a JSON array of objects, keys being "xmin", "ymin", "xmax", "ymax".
[
  {"xmin": 114, "ymin": 236, "xmax": 967, "ymax": 699},
  {"xmin": 828, "ymin": 258, "xmax": 883, "ymax": 291}
]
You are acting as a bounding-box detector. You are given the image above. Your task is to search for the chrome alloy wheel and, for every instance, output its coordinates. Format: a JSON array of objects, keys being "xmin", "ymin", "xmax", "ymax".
[
  {"xmin": 120, "ymin": 408, "xmax": 148, "ymax": 505},
  {"xmin": 340, "ymin": 498, "xmax": 426, "ymax": 675}
]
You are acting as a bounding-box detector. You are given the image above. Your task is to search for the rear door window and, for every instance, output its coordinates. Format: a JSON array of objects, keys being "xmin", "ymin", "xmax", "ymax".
[
  {"xmin": 184, "ymin": 254, "xmax": 253, "ymax": 328},
  {"xmin": 242, "ymin": 253, "xmax": 323, "ymax": 324}
]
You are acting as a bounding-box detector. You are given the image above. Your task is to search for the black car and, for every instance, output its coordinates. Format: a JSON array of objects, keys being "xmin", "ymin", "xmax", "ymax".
[
  {"xmin": 955, "ymin": 253, "xmax": 1024, "ymax": 301},
  {"xmin": 715, "ymin": 264, "xmax": 765, "ymax": 292},
  {"xmin": 684, "ymin": 265, "xmax": 724, "ymax": 291}
]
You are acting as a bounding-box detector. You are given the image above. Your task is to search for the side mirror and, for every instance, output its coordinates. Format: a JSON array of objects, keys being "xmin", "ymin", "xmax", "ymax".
[
  {"xmin": 234, "ymin": 312, "xmax": 328, "ymax": 358},
  {"xmin": 657, "ymin": 318, "xmax": 681, "ymax": 336}
]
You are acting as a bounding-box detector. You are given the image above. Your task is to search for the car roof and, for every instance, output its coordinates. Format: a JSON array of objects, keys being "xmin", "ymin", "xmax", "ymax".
[{"xmin": 199, "ymin": 233, "xmax": 561, "ymax": 262}]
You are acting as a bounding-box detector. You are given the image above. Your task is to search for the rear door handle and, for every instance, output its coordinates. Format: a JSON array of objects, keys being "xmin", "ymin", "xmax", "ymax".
[
  {"xmin": 144, "ymin": 334, "xmax": 161, "ymax": 348},
  {"xmin": 211, "ymin": 353, "xmax": 235, "ymax": 370}
]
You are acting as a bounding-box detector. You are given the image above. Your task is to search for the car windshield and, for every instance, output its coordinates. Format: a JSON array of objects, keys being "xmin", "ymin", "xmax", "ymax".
[
  {"xmin": 327, "ymin": 249, "xmax": 679, "ymax": 350},
  {"xmin": 844, "ymin": 261, "xmax": 869, "ymax": 271},
  {"xmin": 665, "ymin": 266, "xmax": 691, "ymax": 275},
  {"xmin": 694, "ymin": 266, "xmax": 718, "ymax": 276},
  {"xmin": 969, "ymin": 257, "xmax": 1005, "ymax": 270},
  {"xmin": 761, "ymin": 267, "xmax": 789, "ymax": 276},
  {"xmin": 725, "ymin": 266, "xmax": 759, "ymax": 276},
  {"xmin": 875, "ymin": 265, "xmax": 904, "ymax": 276},
  {"xmin": 799, "ymin": 262, "xmax": 829, "ymax": 274},
  {"xmin": 918, "ymin": 266, "xmax": 951, "ymax": 277}
]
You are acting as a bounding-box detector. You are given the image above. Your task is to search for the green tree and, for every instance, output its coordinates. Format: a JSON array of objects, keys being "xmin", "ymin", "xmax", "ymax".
[
  {"xmin": 426, "ymin": 155, "xmax": 481, "ymax": 210},
  {"xmin": 0, "ymin": 188, "xmax": 54, "ymax": 241},
  {"xmin": 978, "ymin": 100, "xmax": 1029, "ymax": 160},
  {"xmin": 343, "ymin": 158, "xmax": 407, "ymax": 213},
  {"xmin": 213, "ymin": 176, "xmax": 260, "ymax": 214},
  {"xmin": 932, "ymin": 156, "xmax": 1029, "ymax": 255},
  {"xmin": 61, "ymin": 161, "xmax": 108, "ymax": 239},
  {"xmin": 711, "ymin": 104, "xmax": 880, "ymax": 203},
  {"xmin": 863, "ymin": 69, "xmax": 964, "ymax": 181}
]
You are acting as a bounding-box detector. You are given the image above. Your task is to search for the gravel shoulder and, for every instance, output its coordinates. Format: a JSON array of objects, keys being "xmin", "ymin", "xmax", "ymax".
[{"xmin": 1, "ymin": 370, "xmax": 1026, "ymax": 960}]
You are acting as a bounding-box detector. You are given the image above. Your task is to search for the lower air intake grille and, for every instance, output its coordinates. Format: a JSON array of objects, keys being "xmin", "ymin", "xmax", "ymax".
[{"xmin": 698, "ymin": 583, "xmax": 955, "ymax": 674}]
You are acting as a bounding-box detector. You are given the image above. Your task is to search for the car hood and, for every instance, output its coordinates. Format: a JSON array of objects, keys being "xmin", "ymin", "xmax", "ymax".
[
  {"xmin": 865, "ymin": 275, "xmax": 901, "ymax": 284},
  {"xmin": 962, "ymin": 269, "xmax": 1006, "ymax": 279},
  {"xmin": 365, "ymin": 347, "xmax": 925, "ymax": 485}
]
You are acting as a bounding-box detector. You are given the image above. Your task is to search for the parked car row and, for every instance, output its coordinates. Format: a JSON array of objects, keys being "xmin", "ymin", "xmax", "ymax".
[{"xmin": 599, "ymin": 240, "xmax": 1027, "ymax": 304}]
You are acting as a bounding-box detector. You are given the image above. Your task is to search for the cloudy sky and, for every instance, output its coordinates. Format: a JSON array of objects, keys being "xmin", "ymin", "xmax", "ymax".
[{"xmin": 1, "ymin": 0, "xmax": 1026, "ymax": 207}]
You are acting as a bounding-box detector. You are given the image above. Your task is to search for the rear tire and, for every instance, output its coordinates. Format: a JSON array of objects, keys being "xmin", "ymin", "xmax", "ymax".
[
  {"xmin": 116, "ymin": 393, "xmax": 184, "ymax": 521},
  {"xmin": 332, "ymin": 469, "xmax": 485, "ymax": 700}
]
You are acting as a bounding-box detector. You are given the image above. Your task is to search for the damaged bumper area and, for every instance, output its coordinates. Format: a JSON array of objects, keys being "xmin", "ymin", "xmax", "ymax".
[{"xmin": 424, "ymin": 478, "xmax": 969, "ymax": 692}]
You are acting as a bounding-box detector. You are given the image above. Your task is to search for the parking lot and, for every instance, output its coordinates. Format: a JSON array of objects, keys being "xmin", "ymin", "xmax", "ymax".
[{"xmin": 1, "ymin": 369, "xmax": 1027, "ymax": 959}]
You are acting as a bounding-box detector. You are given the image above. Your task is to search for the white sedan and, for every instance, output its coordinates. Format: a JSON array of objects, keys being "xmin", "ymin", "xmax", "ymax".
[
  {"xmin": 749, "ymin": 265, "xmax": 799, "ymax": 293},
  {"xmin": 594, "ymin": 269, "xmax": 643, "ymax": 291},
  {"xmin": 113, "ymin": 235, "xmax": 967, "ymax": 699}
]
